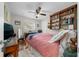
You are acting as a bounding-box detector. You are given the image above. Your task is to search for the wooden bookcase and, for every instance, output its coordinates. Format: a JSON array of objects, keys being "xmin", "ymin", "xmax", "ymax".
[
  {"xmin": 49, "ymin": 12, "xmax": 60, "ymax": 30},
  {"xmin": 48, "ymin": 4, "xmax": 77, "ymax": 30}
]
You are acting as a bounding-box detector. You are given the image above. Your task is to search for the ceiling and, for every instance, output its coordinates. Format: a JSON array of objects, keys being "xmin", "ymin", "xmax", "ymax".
[{"xmin": 6, "ymin": 2, "xmax": 77, "ymax": 20}]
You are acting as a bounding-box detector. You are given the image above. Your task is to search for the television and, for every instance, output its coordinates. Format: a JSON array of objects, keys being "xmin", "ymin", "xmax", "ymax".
[{"xmin": 4, "ymin": 23, "xmax": 14, "ymax": 40}]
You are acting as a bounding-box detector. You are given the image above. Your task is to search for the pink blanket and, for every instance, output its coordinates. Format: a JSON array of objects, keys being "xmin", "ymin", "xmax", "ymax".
[{"xmin": 27, "ymin": 33, "xmax": 60, "ymax": 57}]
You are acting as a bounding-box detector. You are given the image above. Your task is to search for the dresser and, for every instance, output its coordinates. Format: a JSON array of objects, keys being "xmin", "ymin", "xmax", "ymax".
[
  {"xmin": 4, "ymin": 37, "xmax": 19, "ymax": 57},
  {"xmin": 4, "ymin": 44, "xmax": 19, "ymax": 57}
]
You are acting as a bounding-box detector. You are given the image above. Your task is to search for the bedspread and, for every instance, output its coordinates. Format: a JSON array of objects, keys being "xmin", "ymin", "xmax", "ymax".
[{"xmin": 27, "ymin": 33, "xmax": 60, "ymax": 57}]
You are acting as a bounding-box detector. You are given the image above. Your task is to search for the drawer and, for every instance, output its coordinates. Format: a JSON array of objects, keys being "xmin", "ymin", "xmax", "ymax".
[{"xmin": 5, "ymin": 44, "xmax": 18, "ymax": 54}]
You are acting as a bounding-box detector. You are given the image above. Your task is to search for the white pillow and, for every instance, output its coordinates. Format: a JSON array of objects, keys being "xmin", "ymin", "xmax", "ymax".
[{"xmin": 48, "ymin": 30, "xmax": 69, "ymax": 43}]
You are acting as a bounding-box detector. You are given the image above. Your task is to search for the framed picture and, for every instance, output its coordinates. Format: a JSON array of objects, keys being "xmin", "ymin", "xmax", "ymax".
[{"xmin": 15, "ymin": 21, "xmax": 21, "ymax": 25}]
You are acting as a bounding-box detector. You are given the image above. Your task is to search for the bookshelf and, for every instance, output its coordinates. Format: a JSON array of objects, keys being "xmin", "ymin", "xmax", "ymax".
[
  {"xmin": 49, "ymin": 12, "xmax": 60, "ymax": 30},
  {"xmin": 48, "ymin": 4, "xmax": 77, "ymax": 30}
]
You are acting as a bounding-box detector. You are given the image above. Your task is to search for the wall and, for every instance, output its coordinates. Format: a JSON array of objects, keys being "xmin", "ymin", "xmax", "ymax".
[
  {"xmin": 4, "ymin": 3, "xmax": 11, "ymax": 24},
  {"xmin": 0, "ymin": 2, "xmax": 4, "ymax": 57},
  {"xmin": 41, "ymin": 15, "xmax": 50, "ymax": 32},
  {"xmin": 10, "ymin": 14, "xmax": 36, "ymax": 38},
  {"xmin": 35, "ymin": 20, "xmax": 42, "ymax": 31}
]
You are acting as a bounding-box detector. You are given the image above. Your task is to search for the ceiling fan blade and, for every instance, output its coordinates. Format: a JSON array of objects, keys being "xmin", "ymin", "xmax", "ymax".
[
  {"xmin": 36, "ymin": 9, "xmax": 39, "ymax": 14},
  {"xmin": 38, "ymin": 6, "xmax": 41, "ymax": 11},
  {"xmin": 28, "ymin": 11, "xmax": 36, "ymax": 13},
  {"xmin": 40, "ymin": 13, "xmax": 46, "ymax": 16},
  {"xmin": 36, "ymin": 6, "xmax": 41, "ymax": 14}
]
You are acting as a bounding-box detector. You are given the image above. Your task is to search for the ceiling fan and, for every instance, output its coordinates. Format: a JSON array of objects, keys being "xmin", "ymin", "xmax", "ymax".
[{"xmin": 28, "ymin": 6, "xmax": 47, "ymax": 18}]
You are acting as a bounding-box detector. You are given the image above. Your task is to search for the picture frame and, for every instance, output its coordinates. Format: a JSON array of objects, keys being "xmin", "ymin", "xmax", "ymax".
[{"xmin": 15, "ymin": 21, "xmax": 21, "ymax": 25}]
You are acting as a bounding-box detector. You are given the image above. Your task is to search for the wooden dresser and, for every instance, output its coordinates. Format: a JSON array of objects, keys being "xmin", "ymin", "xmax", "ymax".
[{"xmin": 4, "ymin": 44, "xmax": 19, "ymax": 57}]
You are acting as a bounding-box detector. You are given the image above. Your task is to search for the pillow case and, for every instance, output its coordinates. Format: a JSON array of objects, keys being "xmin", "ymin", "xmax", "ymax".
[{"xmin": 48, "ymin": 30, "xmax": 69, "ymax": 43}]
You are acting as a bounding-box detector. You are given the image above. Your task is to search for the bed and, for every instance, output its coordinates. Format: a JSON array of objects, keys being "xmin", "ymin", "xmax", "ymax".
[{"xmin": 26, "ymin": 31, "xmax": 68, "ymax": 57}]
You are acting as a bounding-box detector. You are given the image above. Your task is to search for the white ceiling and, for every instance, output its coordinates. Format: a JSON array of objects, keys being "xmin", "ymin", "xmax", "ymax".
[{"xmin": 6, "ymin": 2, "xmax": 77, "ymax": 19}]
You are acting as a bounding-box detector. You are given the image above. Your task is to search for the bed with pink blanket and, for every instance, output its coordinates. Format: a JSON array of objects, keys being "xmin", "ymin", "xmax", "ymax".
[{"xmin": 27, "ymin": 32, "xmax": 65, "ymax": 57}]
